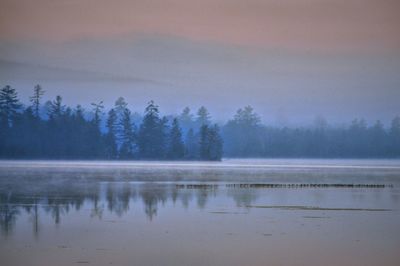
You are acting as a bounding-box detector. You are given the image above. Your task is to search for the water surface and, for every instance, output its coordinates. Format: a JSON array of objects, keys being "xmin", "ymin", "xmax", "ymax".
[{"xmin": 1, "ymin": 159, "xmax": 399, "ymax": 266}]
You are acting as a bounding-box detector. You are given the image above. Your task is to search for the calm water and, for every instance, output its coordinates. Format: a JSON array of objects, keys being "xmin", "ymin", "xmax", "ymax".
[{"xmin": 1, "ymin": 159, "xmax": 399, "ymax": 266}]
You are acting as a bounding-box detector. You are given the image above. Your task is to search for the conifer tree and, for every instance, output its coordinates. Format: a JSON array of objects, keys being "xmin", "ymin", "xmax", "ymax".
[
  {"xmin": 0, "ymin": 85, "xmax": 22, "ymax": 128},
  {"xmin": 184, "ymin": 128, "xmax": 198, "ymax": 159},
  {"xmin": 105, "ymin": 108, "xmax": 118, "ymax": 159},
  {"xmin": 30, "ymin": 85, "xmax": 45, "ymax": 118},
  {"xmin": 208, "ymin": 124, "xmax": 223, "ymax": 160},
  {"xmin": 138, "ymin": 101, "xmax": 165, "ymax": 159},
  {"xmin": 119, "ymin": 108, "xmax": 136, "ymax": 159},
  {"xmin": 196, "ymin": 106, "xmax": 211, "ymax": 127},
  {"xmin": 167, "ymin": 118, "xmax": 185, "ymax": 159},
  {"xmin": 199, "ymin": 125, "xmax": 210, "ymax": 160}
]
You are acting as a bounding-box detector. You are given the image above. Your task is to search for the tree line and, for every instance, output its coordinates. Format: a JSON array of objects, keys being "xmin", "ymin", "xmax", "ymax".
[
  {"xmin": 223, "ymin": 106, "xmax": 400, "ymax": 158},
  {"xmin": 0, "ymin": 85, "xmax": 223, "ymax": 160},
  {"xmin": 1, "ymin": 85, "xmax": 399, "ymax": 159}
]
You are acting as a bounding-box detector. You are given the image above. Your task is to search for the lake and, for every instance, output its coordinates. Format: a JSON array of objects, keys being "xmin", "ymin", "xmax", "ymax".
[{"xmin": 1, "ymin": 159, "xmax": 399, "ymax": 266}]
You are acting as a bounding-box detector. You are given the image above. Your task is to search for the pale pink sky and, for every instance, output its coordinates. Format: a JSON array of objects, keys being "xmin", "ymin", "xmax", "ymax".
[
  {"xmin": 1, "ymin": 0, "xmax": 399, "ymax": 54},
  {"xmin": 0, "ymin": 0, "xmax": 399, "ymax": 123}
]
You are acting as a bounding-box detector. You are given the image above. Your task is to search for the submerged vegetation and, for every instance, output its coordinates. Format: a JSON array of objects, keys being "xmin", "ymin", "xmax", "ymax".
[{"xmin": 1, "ymin": 84, "xmax": 400, "ymax": 159}]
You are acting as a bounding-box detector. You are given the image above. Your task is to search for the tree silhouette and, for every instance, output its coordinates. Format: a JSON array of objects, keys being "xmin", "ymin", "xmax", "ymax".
[
  {"xmin": 105, "ymin": 108, "xmax": 118, "ymax": 159},
  {"xmin": 167, "ymin": 118, "xmax": 185, "ymax": 159},
  {"xmin": 196, "ymin": 106, "xmax": 211, "ymax": 127},
  {"xmin": 1, "ymin": 85, "xmax": 399, "ymax": 159},
  {"xmin": 119, "ymin": 108, "xmax": 136, "ymax": 159},
  {"xmin": 30, "ymin": 85, "xmax": 45, "ymax": 118},
  {"xmin": 0, "ymin": 85, "xmax": 22, "ymax": 128},
  {"xmin": 138, "ymin": 101, "xmax": 165, "ymax": 159}
]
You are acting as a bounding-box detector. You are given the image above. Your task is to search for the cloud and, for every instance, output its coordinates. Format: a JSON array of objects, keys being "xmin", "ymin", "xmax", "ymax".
[
  {"xmin": 0, "ymin": 0, "xmax": 399, "ymax": 54},
  {"xmin": 0, "ymin": 34, "xmax": 399, "ymax": 123}
]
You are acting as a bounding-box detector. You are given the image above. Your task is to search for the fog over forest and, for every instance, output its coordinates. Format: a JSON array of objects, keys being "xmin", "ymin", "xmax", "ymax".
[{"xmin": 1, "ymin": 85, "xmax": 399, "ymax": 159}]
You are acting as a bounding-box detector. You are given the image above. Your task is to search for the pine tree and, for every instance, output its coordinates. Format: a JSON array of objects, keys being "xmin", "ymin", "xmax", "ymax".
[
  {"xmin": 48, "ymin": 95, "xmax": 65, "ymax": 119},
  {"xmin": 199, "ymin": 125, "xmax": 210, "ymax": 160},
  {"xmin": 167, "ymin": 118, "xmax": 185, "ymax": 159},
  {"xmin": 119, "ymin": 108, "xmax": 136, "ymax": 159},
  {"xmin": 105, "ymin": 108, "xmax": 118, "ymax": 159},
  {"xmin": 88, "ymin": 101, "xmax": 105, "ymax": 158},
  {"xmin": 196, "ymin": 106, "xmax": 211, "ymax": 127},
  {"xmin": 178, "ymin": 107, "xmax": 194, "ymax": 133},
  {"xmin": 208, "ymin": 124, "xmax": 223, "ymax": 160},
  {"xmin": 91, "ymin": 101, "xmax": 104, "ymax": 128},
  {"xmin": 0, "ymin": 85, "xmax": 22, "ymax": 128},
  {"xmin": 70, "ymin": 105, "xmax": 87, "ymax": 158},
  {"xmin": 114, "ymin": 97, "xmax": 128, "ymax": 143},
  {"xmin": 184, "ymin": 128, "xmax": 198, "ymax": 159},
  {"xmin": 198, "ymin": 124, "xmax": 223, "ymax": 160},
  {"xmin": 138, "ymin": 101, "xmax": 165, "ymax": 159},
  {"xmin": 30, "ymin": 85, "xmax": 45, "ymax": 118}
]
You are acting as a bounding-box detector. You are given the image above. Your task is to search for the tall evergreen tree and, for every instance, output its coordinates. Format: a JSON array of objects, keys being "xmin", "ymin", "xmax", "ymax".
[
  {"xmin": 30, "ymin": 85, "xmax": 45, "ymax": 118},
  {"xmin": 48, "ymin": 95, "xmax": 65, "ymax": 119},
  {"xmin": 87, "ymin": 101, "xmax": 105, "ymax": 158},
  {"xmin": 138, "ymin": 101, "xmax": 165, "ymax": 159},
  {"xmin": 199, "ymin": 124, "xmax": 223, "ymax": 160},
  {"xmin": 119, "ymin": 108, "xmax": 136, "ymax": 159},
  {"xmin": 0, "ymin": 85, "xmax": 22, "ymax": 128},
  {"xmin": 91, "ymin": 101, "xmax": 104, "ymax": 128},
  {"xmin": 199, "ymin": 125, "xmax": 210, "ymax": 160},
  {"xmin": 0, "ymin": 85, "xmax": 22, "ymax": 157},
  {"xmin": 70, "ymin": 105, "xmax": 87, "ymax": 158},
  {"xmin": 196, "ymin": 106, "xmax": 211, "ymax": 127},
  {"xmin": 114, "ymin": 97, "xmax": 128, "ymax": 143},
  {"xmin": 208, "ymin": 124, "xmax": 223, "ymax": 161},
  {"xmin": 223, "ymin": 106, "xmax": 263, "ymax": 157},
  {"xmin": 178, "ymin": 107, "xmax": 194, "ymax": 133},
  {"xmin": 105, "ymin": 108, "xmax": 118, "ymax": 159},
  {"xmin": 184, "ymin": 128, "xmax": 198, "ymax": 159},
  {"xmin": 167, "ymin": 118, "xmax": 185, "ymax": 159}
]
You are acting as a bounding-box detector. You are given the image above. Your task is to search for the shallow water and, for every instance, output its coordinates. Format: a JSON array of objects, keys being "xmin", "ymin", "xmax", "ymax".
[{"xmin": 1, "ymin": 159, "xmax": 399, "ymax": 266}]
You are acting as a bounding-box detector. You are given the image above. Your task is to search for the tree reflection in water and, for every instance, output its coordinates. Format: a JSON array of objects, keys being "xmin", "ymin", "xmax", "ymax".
[{"xmin": 0, "ymin": 181, "xmax": 257, "ymax": 236}]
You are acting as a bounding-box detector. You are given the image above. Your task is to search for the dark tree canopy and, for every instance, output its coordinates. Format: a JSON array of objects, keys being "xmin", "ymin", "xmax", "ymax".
[
  {"xmin": 167, "ymin": 118, "xmax": 185, "ymax": 159},
  {"xmin": 0, "ymin": 85, "xmax": 22, "ymax": 128},
  {"xmin": 1, "ymin": 85, "xmax": 400, "ymax": 160},
  {"xmin": 138, "ymin": 101, "xmax": 166, "ymax": 159}
]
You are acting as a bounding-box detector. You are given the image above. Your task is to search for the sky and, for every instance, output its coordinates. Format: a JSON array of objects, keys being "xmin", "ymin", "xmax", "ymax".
[{"xmin": 0, "ymin": 0, "xmax": 399, "ymax": 125}]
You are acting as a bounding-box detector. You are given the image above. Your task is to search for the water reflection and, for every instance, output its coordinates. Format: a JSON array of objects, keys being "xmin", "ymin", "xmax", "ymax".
[
  {"xmin": 0, "ymin": 180, "xmax": 398, "ymax": 237},
  {"xmin": 0, "ymin": 182, "xmax": 253, "ymax": 235}
]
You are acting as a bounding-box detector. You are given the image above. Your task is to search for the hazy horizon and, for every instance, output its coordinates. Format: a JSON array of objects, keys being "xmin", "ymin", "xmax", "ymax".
[{"xmin": 1, "ymin": 0, "xmax": 399, "ymax": 124}]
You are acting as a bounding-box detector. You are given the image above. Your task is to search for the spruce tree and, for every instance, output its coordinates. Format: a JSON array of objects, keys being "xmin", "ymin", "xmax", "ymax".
[
  {"xmin": 30, "ymin": 85, "xmax": 45, "ymax": 118},
  {"xmin": 0, "ymin": 85, "xmax": 22, "ymax": 128},
  {"xmin": 199, "ymin": 125, "xmax": 210, "ymax": 160},
  {"xmin": 178, "ymin": 107, "xmax": 194, "ymax": 133},
  {"xmin": 138, "ymin": 101, "xmax": 165, "ymax": 159},
  {"xmin": 184, "ymin": 128, "xmax": 198, "ymax": 159},
  {"xmin": 119, "ymin": 108, "xmax": 136, "ymax": 159},
  {"xmin": 196, "ymin": 106, "xmax": 210, "ymax": 127},
  {"xmin": 48, "ymin": 95, "xmax": 65, "ymax": 119},
  {"xmin": 208, "ymin": 124, "xmax": 223, "ymax": 160},
  {"xmin": 114, "ymin": 97, "xmax": 128, "ymax": 143},
  {"xmin": 88, "ymin": 101, "xmax": 105, "ymax": 158},
  {"xmin": 198, "ymin": 124, "xmax": 223, "ymax": 161},
  {"xmin": 105, "ymin": 108, "xmax": 118, "ymax": 159},
  {"xmin": 167, "ymin": 118, "xmax": 185, "ymax": 159}
]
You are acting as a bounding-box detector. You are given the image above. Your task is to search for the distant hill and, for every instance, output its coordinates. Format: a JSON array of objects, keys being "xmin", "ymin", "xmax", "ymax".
[{"xmin": 0, "ymin": 59, "xmax": 156, "ymax": 83}]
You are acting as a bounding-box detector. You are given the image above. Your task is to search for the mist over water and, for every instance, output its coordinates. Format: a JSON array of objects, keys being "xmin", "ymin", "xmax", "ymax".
[
  {"xmin": 1, "ymin": 160, "xmax": 399, "ymax": 266},
  {"xmin": 1, "ymin": 1, "xmax": 400, "ymax": 265}
]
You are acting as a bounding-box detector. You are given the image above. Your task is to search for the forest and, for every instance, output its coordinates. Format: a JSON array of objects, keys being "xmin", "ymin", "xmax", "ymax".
[{"xmin": 0, "ymin": 85, "xmax": 399, "ymax": 159}]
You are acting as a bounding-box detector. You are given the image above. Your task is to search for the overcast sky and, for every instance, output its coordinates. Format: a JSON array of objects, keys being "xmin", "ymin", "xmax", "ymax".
[{"xmin": 0, "ymin": 0, "xmax": 399, "ymax": 125}]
